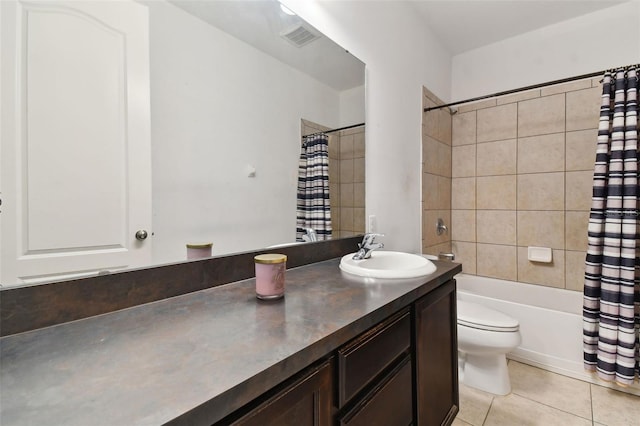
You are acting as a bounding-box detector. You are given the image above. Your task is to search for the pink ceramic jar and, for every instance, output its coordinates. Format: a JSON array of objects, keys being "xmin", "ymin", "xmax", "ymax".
[
  {"xmin": 254, "ymin": 254, "xmax": 287, "ymax": 300},
  {"xmin": 186, "ymin": 243, "xmax": 213, "ymax": 259}
]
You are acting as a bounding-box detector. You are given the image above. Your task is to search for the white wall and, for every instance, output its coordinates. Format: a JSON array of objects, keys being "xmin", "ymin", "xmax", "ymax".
[
  {"xmin": 147, "ymin": 1, "xmax": 352, "ymax": 264},
  {"xmin": 339, "ymin": 85, "xmax": 366, "ymax": 127},
  {"xmin": 281, "ymin": 1, "xmax": 640, "ymax": 254},
  {"xmin": 284, "ymin": 0, "xmax": 452, "ymax": 254},
  {"xmin": 451, "ymin": 1, "xmax": 640, "ymax": 101}
]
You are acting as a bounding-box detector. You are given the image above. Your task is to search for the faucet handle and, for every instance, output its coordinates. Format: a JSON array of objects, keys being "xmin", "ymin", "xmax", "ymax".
[
  {"xmin": 364, "ymin": 233, "xmax": 384, "ymax": 239},
  {"xmin": 361, "ymin": 233, "xmax": 384, "ymax": 246}
]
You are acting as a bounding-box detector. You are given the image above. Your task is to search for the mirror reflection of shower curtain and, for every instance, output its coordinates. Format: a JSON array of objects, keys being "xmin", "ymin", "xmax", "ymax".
[
  {"xmin": 583, "ymin": 65, "xmax": 639, "ymax": 386},
  {"xmin": 296, "ymin": 134, "xmax": 332, "ymax": 241}
]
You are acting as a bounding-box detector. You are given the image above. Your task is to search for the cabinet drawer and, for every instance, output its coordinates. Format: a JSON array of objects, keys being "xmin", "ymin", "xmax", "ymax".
[
  {"xmin": 338, "ymin": 309, "xmax": 411, "ymax": 407},
  {"xmin": 339, "ymin": 355, "xmax": 413, "ymax": 426}
]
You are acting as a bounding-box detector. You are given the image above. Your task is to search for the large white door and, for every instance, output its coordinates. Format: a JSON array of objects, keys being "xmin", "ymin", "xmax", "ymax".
[{"xmin": 0, "ymin": 0, "xmax": 152, "ymax": 286}]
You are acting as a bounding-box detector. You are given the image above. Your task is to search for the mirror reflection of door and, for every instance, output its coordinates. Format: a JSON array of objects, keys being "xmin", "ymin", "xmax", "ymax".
[
  {"xmin": 0, "ymin": 0, "xmax": 152, "ymax": 285},
  {"xmin": 0, "ymin": 0, "xmax": 365, "ymax": 287}
]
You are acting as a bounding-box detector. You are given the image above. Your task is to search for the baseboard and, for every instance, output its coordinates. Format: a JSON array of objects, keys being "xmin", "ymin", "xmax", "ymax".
[{"xmin": 508, "ymin": 349, "xmax": 640, "ymax": 397}]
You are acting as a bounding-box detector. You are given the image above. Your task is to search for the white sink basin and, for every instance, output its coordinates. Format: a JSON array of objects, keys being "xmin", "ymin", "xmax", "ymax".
[{"xmin": 339, "ymin": 251, "xmax": 437, "ymax": 279}]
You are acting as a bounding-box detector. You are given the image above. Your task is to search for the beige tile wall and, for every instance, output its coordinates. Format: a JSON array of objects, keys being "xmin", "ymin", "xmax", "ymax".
[
  {"xmin": 448, "ymin": 77, "xmax": 601, "ymax": 291},
  {"xmin": 337, "ymin": 127, "xmax": 366, "ymax": 237},
  {"xmin": 302, "ymin": 120, "xmax": 366, "ymax": 239},
  {"xmin": 422, "ymin": 87, "xmax": 452, "ymax": 256}
]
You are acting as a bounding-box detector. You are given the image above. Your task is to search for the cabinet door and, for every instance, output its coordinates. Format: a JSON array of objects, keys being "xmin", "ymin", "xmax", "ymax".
[
  {"xmin": 231, "ymin": 359, "xmax": 333, "ymax": 426},
  {"xmin": 414, "ymin": 279, "xmax": 459, "ymax": 426},
  {"xmin": 339, "ymin": 355, "xmax": 413, "ymax": 426}
]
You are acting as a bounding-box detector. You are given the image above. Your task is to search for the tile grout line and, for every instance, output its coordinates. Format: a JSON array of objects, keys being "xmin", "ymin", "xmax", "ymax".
[
  {"xmin": 515, "ymin": 99, "xmax": 520, "ymax": 281},
  {"xmin": 474, "ymin": 109, "xmax": 478, "ymax": 273},
  {"xmin": 564, "ymin": 91, "xmax": 568, "ymax": 289},
  {"xmin": 471, "ymin": 360, "xmax": 601, "ymax": 425},
  {"xmin": 481, "ymin": 395, "xmax": 495, "ymax": 426},
  {"xmin": 589, "ymin": 383, "xmax": 595, "ymax": 426},
  {"xmin": 509, "ymin": 388, "xmax": 595, "ymax": 423}
]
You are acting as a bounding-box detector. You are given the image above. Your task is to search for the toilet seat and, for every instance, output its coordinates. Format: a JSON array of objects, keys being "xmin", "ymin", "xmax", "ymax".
[{"xmin": 457, "ymin": 300, "xmax": 519, "ymax": 332}]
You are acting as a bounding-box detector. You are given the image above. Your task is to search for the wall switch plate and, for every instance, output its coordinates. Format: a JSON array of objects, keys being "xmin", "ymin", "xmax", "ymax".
[{"xmin": 368, "ymin": 215, "xmax": 376, "ymax": 233}]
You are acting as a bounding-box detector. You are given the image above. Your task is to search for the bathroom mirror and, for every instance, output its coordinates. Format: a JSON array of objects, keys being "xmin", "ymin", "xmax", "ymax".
[{"xmin": 0, "ymin": 0, "xmax": 365, "ymax": 287}]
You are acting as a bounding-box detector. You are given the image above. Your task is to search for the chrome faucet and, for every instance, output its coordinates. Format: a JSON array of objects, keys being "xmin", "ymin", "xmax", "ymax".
[
  {"xmin": 301, "ymin": 227, "xmax": 318, "ymax": 242},
  {"xmin": 352, "ymin": 233, "xmax": 384, "ymax": 260}
]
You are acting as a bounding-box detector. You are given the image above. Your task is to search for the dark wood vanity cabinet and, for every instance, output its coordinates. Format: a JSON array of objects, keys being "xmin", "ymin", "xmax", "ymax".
[
  {"xmin": 228, "ymin": 358, "xmax": 334, "ymax": 426},
  {"xmin": 414, "ymin": 279, "xmax": 459, "ymax": 426},
  {"xmin": 220, "ymin": 279, "xmax": 458, "ymax": 426}
]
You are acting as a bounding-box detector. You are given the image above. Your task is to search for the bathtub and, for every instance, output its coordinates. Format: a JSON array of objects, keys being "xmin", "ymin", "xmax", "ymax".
[{"xmin": 455, "ymin": 273, "xmax": 640, "ymax": 396}]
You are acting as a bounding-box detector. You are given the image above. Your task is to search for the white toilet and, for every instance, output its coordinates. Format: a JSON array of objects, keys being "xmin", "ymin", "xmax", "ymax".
[{"xmin": 457, "ymin": 300, "xmax": 521, "ymax": 395}]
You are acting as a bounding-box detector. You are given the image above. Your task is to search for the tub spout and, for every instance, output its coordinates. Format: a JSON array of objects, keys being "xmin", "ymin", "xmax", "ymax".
[{"xmin": 438, "ymin": 252, "xmax": 455, "ymax": 261}]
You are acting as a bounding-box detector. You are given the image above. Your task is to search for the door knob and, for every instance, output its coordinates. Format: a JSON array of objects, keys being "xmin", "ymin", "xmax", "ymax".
[{"xmin": 135, "ymin": 230, "xmax": 148, "ymax": 241}]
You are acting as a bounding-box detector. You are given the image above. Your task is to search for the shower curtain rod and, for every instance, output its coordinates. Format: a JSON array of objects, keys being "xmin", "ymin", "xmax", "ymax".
[
  {"xmin": 303, "ymin": 122, "xmax": 365, "ymax": 138},
  {"xmin": 423, "ymin": 65, "xmax": 638, "ymax": 112}
]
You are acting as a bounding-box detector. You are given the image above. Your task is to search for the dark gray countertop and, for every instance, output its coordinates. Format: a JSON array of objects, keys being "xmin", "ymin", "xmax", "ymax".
[{"xmin": 0, "ymin": 257, "xmax": 460, "ymax": 426}]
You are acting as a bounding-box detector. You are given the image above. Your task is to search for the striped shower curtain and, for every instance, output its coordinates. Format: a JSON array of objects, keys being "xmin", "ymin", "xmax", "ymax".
[
  {"xmin": 583, "ymin": 66, "xmax": 639, "ymax": 385},
  {"xmin": 296, "ymin": 134, "xmax": 332, "ymax": 241}
]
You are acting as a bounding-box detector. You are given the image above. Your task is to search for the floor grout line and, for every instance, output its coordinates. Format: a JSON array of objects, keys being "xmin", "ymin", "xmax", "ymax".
[
  {"xmin": 459, "ymin": 359, "xmax": 640, "ymax": 426},
  {"xmin": 589, "ymin": 383, "xmax": 595, "ymax": 426},
  {"xmin": 481, "ymin": 395, "xmax": 494, "ymax": 426},
  {"xmin": 509, "ymin": 389, "xmax": 594, "ymax": 422}
]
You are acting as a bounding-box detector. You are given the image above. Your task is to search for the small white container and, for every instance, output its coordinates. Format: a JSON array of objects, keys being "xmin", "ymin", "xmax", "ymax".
[{"xmin": 254, "ymin": 254, "xmax": 287, "ymax": 300}]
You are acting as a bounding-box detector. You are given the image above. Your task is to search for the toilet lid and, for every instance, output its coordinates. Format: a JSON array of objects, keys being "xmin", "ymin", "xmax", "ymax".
[{"xmin": 457, "ymin": 300, "xmax": 519, "ymax": 332}]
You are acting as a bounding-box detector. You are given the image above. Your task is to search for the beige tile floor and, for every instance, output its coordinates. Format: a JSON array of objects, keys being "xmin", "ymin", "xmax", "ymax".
[{"xmin": 453, "ymin": 360, "xmax": 640, "ymax": 426}]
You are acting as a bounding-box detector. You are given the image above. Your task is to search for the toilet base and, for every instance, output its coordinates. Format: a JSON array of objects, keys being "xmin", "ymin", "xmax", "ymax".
[{"xmin": 460, "ymin": 352, "xmax": 511, "ymax": 395}]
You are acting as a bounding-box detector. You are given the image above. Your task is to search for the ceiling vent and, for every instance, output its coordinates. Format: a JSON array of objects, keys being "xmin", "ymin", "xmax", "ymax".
[{"xmin": 280, "ymin": 23, "xmax": 321, "ymax": 48}]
